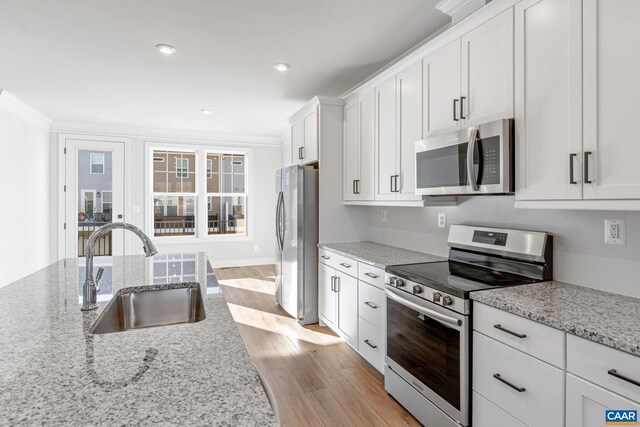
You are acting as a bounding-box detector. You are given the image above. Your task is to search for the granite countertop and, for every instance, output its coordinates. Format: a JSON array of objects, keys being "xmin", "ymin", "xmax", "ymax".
[
  {"xmin": 471, "ymin": 281, "xmax": 640, "ymax": 357},
  {"xmin": 0, "ymin": 252, "xmax": 276, "ymax": 426},
  {"xmin": 318, "ymin": 241, "xmax": 445, "ymax": 269}
]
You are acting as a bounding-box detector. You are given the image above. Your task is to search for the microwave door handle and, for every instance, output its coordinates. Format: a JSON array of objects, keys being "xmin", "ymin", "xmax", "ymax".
[
  {"xmin": 467, "ymin": 128, "xmax": 479, "ymax": 191},
  {"xmin": 386, "ymin": 289, "xmax": 462, "ymax": 328}
]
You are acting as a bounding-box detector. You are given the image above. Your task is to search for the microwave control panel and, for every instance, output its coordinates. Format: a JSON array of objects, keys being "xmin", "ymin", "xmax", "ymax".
[{"xmin": 479, "ymin": 135, "xmax": 500, "ymax": 185}]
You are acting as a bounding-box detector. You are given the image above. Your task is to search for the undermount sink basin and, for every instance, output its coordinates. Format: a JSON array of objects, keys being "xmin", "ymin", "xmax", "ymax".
[{"xmin": 90, "ymin": 285, "xmax": 206, "ymax": 335}]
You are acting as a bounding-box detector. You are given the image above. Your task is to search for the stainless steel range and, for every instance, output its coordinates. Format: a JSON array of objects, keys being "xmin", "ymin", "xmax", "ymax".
[{"xmin": 384, "ymin": 225, "xmax": 553, "ymax": 427}]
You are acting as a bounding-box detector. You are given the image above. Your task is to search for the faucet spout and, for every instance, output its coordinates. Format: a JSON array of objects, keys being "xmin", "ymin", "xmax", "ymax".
[{"xmin": 82, "ymin": 222, "xmax": 157, "ymax": 311}]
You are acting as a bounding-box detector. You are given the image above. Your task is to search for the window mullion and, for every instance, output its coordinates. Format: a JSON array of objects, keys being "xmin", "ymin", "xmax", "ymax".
[{"xmin": 197, "ymin": 149, "xmax": 207, "ymax": 239}]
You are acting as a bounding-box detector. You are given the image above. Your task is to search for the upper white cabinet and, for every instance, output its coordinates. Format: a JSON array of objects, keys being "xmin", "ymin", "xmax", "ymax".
[
  {"xmin": 423, "ymin": 40, "xmax": 461, "ymax": 137},
  {"xmin": 375, "ymin": 76, "xmax": 398, "ymax": 201},
  {"xmin": 343, "ymin": 91, "xmax": 375, "ymax": 201},
  {"xmin": 291, "ymin": 121, "xmax": 305, "ymax": 166},
  {"xmin": 343, "ymin": 96, "xmax": 360, "ymax": 201},
  {"xmin": 582, "ymin": 0, "xmax": 640, "ymax": 200},
  {"xmin": 515, "ymin": 0, "xmax": 583, "ymax": 201}
]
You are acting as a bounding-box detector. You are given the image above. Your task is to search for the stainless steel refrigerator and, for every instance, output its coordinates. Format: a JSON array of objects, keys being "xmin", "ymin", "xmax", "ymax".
[{"xmin": 275, "ymin": 165, "xmax": 319, "ymax": 325}]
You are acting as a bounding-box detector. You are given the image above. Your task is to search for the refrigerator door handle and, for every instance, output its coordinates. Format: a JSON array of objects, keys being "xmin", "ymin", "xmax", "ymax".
[
  {"xmin": 278, "ymin": 191, "xmax": 285, "ymax": 249},
  {"xmin": 276, "ymin": 191, "xmax": 284, "ymax": 251}
]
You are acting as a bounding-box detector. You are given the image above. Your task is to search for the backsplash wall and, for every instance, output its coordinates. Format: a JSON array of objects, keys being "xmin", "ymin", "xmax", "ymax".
[{"xmin": 361, "ymin": 196, "xmax": 640, "ymax": 298}]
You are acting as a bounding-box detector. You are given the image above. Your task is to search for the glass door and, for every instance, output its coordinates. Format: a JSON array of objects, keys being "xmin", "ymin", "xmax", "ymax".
[{"xmin": 65, "ymin": 139, "xmax": 125, "ymax": 258}]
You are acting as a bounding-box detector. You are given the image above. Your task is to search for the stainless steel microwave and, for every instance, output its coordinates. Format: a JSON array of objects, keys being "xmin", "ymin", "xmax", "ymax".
[{"xmin": 415, "ymin": 119, "xmax": 514, "ymax": 196}]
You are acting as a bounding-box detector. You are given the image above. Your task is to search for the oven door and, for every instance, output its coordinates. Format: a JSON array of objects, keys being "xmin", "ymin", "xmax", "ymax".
[
  {"xmin": 385, "ymin": 286, "xmax": 469, "ymax": 426},
  {"xmin": 415, "ymin": 118, "xmax": 512, "ymax": 196}
]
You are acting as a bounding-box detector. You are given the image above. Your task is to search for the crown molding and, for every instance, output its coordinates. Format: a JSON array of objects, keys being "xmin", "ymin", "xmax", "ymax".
[
  {"xmin": 49, "ymin": 121, "xmax": 282, "ymax": 147},
  {"xmin": 0, "ymin": 90, "xmax": 52, "ymax": 130}
]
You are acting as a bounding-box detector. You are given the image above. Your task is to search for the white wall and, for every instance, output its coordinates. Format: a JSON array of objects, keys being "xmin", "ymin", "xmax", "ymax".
[
  {"xmin": 0, "ymin": 91, "xmax": 52, "ymax": 288},
  {"xmin": 359, "ymin": 196, "xmax": 640, "ymax": 298},
  {"xmin": 51, "ymin": 125, "xmax": 282, "ymax": 268}
]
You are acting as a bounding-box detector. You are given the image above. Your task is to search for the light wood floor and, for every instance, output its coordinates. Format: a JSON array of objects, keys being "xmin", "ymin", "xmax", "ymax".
[{"xmin": 215, "ymin": 264, "xmax": 421, "ymax": 427}]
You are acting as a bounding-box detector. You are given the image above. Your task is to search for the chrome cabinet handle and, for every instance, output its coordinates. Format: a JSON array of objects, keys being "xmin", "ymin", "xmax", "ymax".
[
  {"xmin": 364, "ymin": 273, "xmax": 379, "ymax": 279},
  {"xmin": 459, "ymin": 96, "xmax": 466, "ymax": 119},
  {"xmin": 321, "ymin": 255, "xmax": 331, "ymax": 260},
  {"xmin": 355, "ymin": 180, "xmax": 360, "ymax": 194},
  {"xmin": 390, "ymin": 175, "xmax": 395, "ymax": 193},
  {"xmin": 300, "ymin": 146, "xmax": 304, "ymax": 160},
  {"xmin": 353, "ymin": 180, "xmax": 357, "ymax": 194},
  {"xmin": 364, "ymin": 301, "xmax": 379, "ymax": 309},
  {"xmin": 453, "ymin": 98, "xmax": 459, "ymax": 121},
  {"xmin": 394, "ymin": 175, "xmax": 400, "ymax": 192},
  {"xmin": 584, "ymin": 151, "xmax": 593, "ymax": 184},
  {"xmin": 334, "ymin": 276, "xmax": 340, "ymax": 292},
  {"xmin": 493, "ymin": 374, "xmax": 526, "ymax": 392},
  {"xmin": 608, "ymin": 369, "xmax": 640, "ymax": 388},
  {"xmin": 569, "ymin": 153, "xmax": 577, "ymax": 184},
  {"xmin": 340, "ymin": 263, "xmax": 351, "ymax": 268},
  {"xmin": 364, "ymin": 339, "xmax": 377, "ymax": 349},
  {"xmin": 494, "ymin": 324, "xmax": 527, "ymax": 339},
  {"xmin": 330, "ymin": 276, "xmax": 335, "ymax": 292}
]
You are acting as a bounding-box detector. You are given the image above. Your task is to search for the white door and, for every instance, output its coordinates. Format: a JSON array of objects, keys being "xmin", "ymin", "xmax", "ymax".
[
  {"xmin": 582, "ymin": 0, "xmax": 640, "ymax": 200},
  {"xmin": 302, "ymin": 108, "xmax": 318, "ymax": 164},
  {"xmin": 336, "ymin": 271, "xmax": 358, "ymax": 346},
  {"xmin": 397, "ymin": 61, "xmax": 423, "ymax": 200},
  {"xmin": 461, "ymin": 8, "xmax": 514, "ymax": 127},
  {"xmin": 359, "ymin": 91, "xmax": 376, "ymax": 201},
  {"xmin": 422, "ymin": 40, "xmax": 461, "ymax": 137},
  {"xmin": 515, "ymin": 0, "xmax": 583, "ymax": 200},
  {"xmin": 65, "ymin": 139, "xmax": 125, "ymax": 258},
  {"xmin": 291, "ymin": 121, "xmax": 304, "ymax": 166},
  {"xmin": 375, "ymin": 76, "xmax": 398, "ymax": 200},
  {"xmin": 343, "ymin": 97, "xmax": 360, "ymax": 201},
  {"xmin": 318, "ymin": 263, "xmax": 336, "ymax": 328},
  {"xmin": 566, "ymin": 374, "xmax": 640, "ymax": 427}
]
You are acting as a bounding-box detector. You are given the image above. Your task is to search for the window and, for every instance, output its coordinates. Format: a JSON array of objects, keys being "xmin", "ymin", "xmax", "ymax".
[
  {"xmin": 149, "ymin": 147, "xmax": 248, "ymax": 239},
  {"xmin": 102, "ymin": 191, "xmax": 112, "ymax": 213},
  {"xmin": 152, "ymin": 150, "xmax": 196, "ymax": 236},
  {"xmin": 90, "ymin": 153, "xmax": 104, "ymax": 174}
]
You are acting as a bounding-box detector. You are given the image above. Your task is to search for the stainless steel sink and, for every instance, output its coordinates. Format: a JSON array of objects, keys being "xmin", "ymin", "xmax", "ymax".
[{"xmin": 90, "ymin": 285, "xmax": 206, "ymax": 335}]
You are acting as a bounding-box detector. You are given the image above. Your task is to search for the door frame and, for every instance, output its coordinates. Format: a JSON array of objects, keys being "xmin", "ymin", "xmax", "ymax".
[
  {"xmin": 57, "ymin": 133, "xmax": 130, "ymax": 260},
  {"xmin": 80, "ymin": 189, "xmax": 97, "ymax": 216}
]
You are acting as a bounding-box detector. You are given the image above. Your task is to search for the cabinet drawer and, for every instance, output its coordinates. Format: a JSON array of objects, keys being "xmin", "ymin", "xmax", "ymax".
[
  {"xmin": 473, "ymin": 331, "xmax": 565, "ymax": 426},
  {"xmin": 473, "ymin": 391, "xmax": 526, "ymax": 427},
  {"xmin": 357, "ymin": 262, "xmax": 385, "ymax": 289},
  {"xmin": 567, "ymin": 334, "xmax": 640, "ymax": 403},
  {"xmin": 473, "ymin": 302, "xmax": 566, "ymax": 368},
  {"xmin": 358, "ymin": 317, "xmax": 384, "ymax": 373},
  {"xmin": 359, "ymin": 281, "xmax": 385, "ymax": 330},
  {"xmin": 318, "ymin": 248, "xmax": 357, "ymax": 277}
]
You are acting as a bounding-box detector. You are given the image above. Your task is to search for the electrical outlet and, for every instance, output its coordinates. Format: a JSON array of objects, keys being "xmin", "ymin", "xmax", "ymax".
[
  {"xmin": 438, "ymin": 213, "xmax": 446, "ymax": 229},
  {"xmin": 381, "ymin": 210, "xmax": 387, "ymax": 223},
  {"xmin": 605, "ymin": 219, "xmax": 626, "ymax": 245},
  {"xmin": 254, "ymin": 245, "xmax": 260, "ymax": 252}
]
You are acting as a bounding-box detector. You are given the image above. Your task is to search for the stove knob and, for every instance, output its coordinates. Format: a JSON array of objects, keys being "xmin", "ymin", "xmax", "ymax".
[
  {"xmin": 442, "ymin": 296, "xmax": 453, "ymax": 306},
  {"xmin": 395, "ymin": 279, "xmax": 405, "ymax": 287},
  {"xmin": 412, "ymin": 285, "xmax": 422, "ymax": 295},
  {"xmin": 432, "ymin": 292, "xmax": 442, "ymax": 303},
  {"xmin": 389, "ymin": 276, "xmax": 397, "ymax": 285}
]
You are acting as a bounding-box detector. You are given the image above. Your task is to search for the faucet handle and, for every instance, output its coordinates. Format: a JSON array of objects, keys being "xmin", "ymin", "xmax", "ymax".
[{"xmin": 94, "ymin": 267, "xmax": 104, "ymax": 293}]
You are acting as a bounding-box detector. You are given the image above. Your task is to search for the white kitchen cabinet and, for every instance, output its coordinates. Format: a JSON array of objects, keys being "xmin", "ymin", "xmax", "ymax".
[
  {"xmin": 515, "ymin": 0, "xmax": 583, "ymax": 201},
  {"xmin": 335, "ymin": 271, "xmax": 358, "ymax": 346},
  {"xmin": 582, "ymin": 0, "xmax": 640, "ymax": 200},
  {"xmin": 343, "ymin": 96, "xmax": 360, "ymax": 201},
  {"xmin": 359, "ymin": 93, "xmax": 375, "ymax": 200},
  {"xmin": 291, "ymin": 120, "xmax": 304, "ymax": 166},
  {"xmin": 302, "ymin": 108, "xmax": 318, "ymax": 164},
  {"xmin": 318, "ymin": 261, "xmax": 336, "ymax": 329},
  {"xmin": 461, "ymin": 8, "xmax": 514, "ymax": 127},
  {"xmin": 343, "ymin": 91, "xmax": 375, "ymax": 202},
  {"xmin": 375, "ymin": 76, "xmax": 398, "ymax": 201},
  {"xmin": 566, "ymin": 373, "xmax": 640, "ymax": 427},
  {"xmin": 397, "ymin": 62, "xmax": 424, "ymax": 201},
  {"xmin": 422, "ymin": 40, "xmax": 461, "ymax": 137}
]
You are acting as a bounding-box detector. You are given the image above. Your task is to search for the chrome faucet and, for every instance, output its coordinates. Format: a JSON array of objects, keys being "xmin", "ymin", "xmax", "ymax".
[{"xmin": 82, "ymin": 222, "xmax": 158, "ymax": 311}]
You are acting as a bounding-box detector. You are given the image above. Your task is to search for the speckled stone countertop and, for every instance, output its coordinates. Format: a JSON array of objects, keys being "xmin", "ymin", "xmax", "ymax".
[
  {"xmin": 471, "ymin": 281, "xmax": 640, "ymax": 357},
  {"xmin": 0, "ymin": 252, "xmax": 277, "ymax": 426},
  {"xmin": 318, "ymin": 241, "xmax": 445, "ymax": 269}
]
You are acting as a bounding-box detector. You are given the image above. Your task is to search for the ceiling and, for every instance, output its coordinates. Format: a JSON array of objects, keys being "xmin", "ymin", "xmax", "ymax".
[{"xmin": 0, "ymin": 0, "xmax": 449, "ymax": 138}]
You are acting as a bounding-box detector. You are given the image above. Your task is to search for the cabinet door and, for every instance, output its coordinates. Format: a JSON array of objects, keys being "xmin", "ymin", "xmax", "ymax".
[
  {"xmin": 359, "ymin": 92, "xmax": 375, "ymax": 201},
  {"xmin": 566, "ymin": 373, "xmax": 640, "ymax": 427},
  {"xmin": 515, "ymin": 0, "xmax": 583, "ymax": 200},
  {"xmin": 461, "ymin": 8, "xmax": 514, "ymax": 127},
  {"xmin": 423, "ymin": 40, "xmax": 461, "ymax": 137},
  {"xmin": 397, "ymin": 61, "xmax": 423, "ymax": 200},
  {"xmin": 336, "ymin": 271, "xmax": 358, "ymax": 346},
  {"xmin": 343, "ymin": 98, "xmax": 360, "ymax": 201},
  {"xmin": 583, "ymin": 0, "xmax": 640, "ymax": 200},
  {"xmin": 292, "ymin": 121, "xmax": 304, "ymax": 166},
  {"xmin": 318, "ymin": 263, "xmax": 336, "ymax": 328},
  {"xmin": 375, "ymin": 76, "xmax": 398, "ymax": 200},
  {"xmin": 302, "ymin": 107, "xmax": 318, "ymax": 164}
]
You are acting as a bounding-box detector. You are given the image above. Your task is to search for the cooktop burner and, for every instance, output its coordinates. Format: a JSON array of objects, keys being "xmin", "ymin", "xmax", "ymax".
[{"xmin": 386, "ymin": 261, "xmax": 541, "ymax": 298}]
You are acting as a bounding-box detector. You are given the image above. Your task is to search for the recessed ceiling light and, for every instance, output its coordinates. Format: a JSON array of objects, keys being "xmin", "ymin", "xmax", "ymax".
[
  {"xmin": 200, "ymin": 109, "xmax": 211, "ymax": 115},
  {"xmin": 155, "ymin": 44, "xmax": 176, "ymax": 55},
  {"xmin": 273, "ymin": 63, "xmax": 290, "ymax": 72}
]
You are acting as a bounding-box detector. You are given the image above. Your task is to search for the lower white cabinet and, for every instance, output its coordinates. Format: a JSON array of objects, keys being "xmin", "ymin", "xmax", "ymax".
[
  {"xmin": 318, "ymin": 260, "xmax": 358, "ymax": 348},
  {"xmin": 473, "ymin": 391, "xmax": 526, "ymax": 427},
  {"xmin": 358, "ymin": 317, "xmax": 385, "ymax": 372},
  {"xmin": 566, "ymin": 373, "xmax": 640, "ymax": 427},
  {"xmin": 318, "ymin": 262, "xmax": 337, "ymax": 328}
]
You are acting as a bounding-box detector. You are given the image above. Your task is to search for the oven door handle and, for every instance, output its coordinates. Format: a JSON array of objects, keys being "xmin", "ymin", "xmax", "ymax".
[
  {"xmin": 466, "ymin": 127, "xmax": 479, "ymax": 191},
  {"xmin": 386, "ymin": 289, "xmax": 462, "ymax": 327}
]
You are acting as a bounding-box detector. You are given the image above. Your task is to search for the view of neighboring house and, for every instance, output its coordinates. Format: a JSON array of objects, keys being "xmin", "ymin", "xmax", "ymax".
[{"xmin": 77, "ymin": 150, "xmax": 113, "ymax": 221}]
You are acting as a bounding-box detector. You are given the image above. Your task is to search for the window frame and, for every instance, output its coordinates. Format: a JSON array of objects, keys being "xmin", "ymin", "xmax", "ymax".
[
  {"xmin": 145, "ymin": 141, "xmax": 251, "ymax": 243},
  {"xmin": 175, "ymin": 157, "xmax": 189, "ymax": 179},
  {"xmin": 90, "ymin": 153, "xmax": 105, "ymax": 174},
  {"xmin": 102, "ymin": 190, "xmax": 113, "ymax": 213}
]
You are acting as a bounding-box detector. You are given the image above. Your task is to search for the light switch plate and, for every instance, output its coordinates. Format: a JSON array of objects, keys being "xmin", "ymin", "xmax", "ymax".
[{"xmin": 605, "ymin": 219, "xmax": 625, "ymax": 245}]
